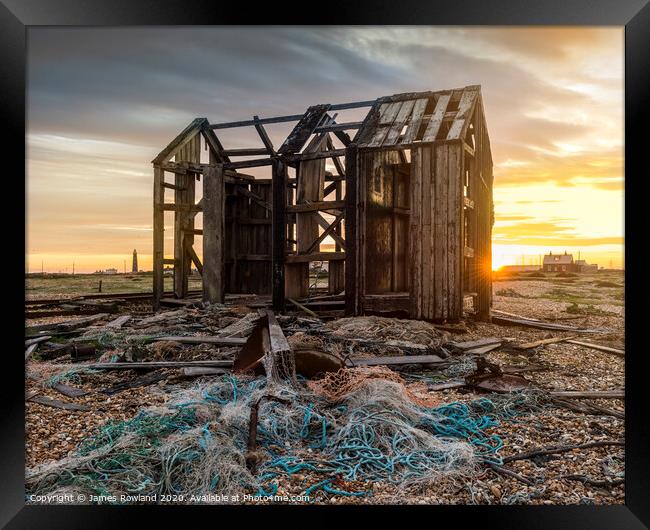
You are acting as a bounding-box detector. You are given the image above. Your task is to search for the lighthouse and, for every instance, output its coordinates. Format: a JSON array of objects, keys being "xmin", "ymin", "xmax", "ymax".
[{"xmin": 132, "ymin": 249, "xmax": 138, "ymax": 273}]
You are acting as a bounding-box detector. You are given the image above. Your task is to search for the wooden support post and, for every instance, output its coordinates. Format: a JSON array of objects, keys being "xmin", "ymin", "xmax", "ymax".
[
  {"xmin": 272, "ymin": 157, "xmax": 287, "ymax": 312},
  {"xmin": 202, "ymin": 164, "xmax": 225, "ymax": 304},
  {"xmin": 153, "ymin": 165, "xmax": 165, "ymax": 309},
  {"xmin": 344, "ymin": 144, "xmax": 358, "ymax": 315},
  {"xmin": 173, "ymin": 170, "xmax": 187, "ymax": 298}
]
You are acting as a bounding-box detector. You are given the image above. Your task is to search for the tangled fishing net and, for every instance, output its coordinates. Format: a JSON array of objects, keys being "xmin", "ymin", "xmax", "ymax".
[
  {"xmin": 308, "ymin": 366, "xmax": 443, "ymax": 408},
  {"xmin": 26, "ymin": 367, "xmax": 546, "ymax": 504},
  {"xmin": 326, "ymin": 316, "xmax": 445, "ymax": 348}
]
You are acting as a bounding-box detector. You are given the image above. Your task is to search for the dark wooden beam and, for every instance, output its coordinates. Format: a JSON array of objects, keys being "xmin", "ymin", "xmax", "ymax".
[
  {"xmin": 344, "ymin": 144, "xmax": 359, "ymax": 316},
  {"xmin": 202, "ymin": 164, "xmax": 225, "ymax": 303},
  {"xmin": 221, "ymin": 148, "xmax": 269, "ymax": 157},
  {"xmin": 152, "ymin": 118, "xmax": 207, "ymax": 164},
  {"xmin": 286, "ymin": 200, "xmax": 345, "ymax": 213},
  {"xmin": 254, "ymin": 115, "xmax": 276, "ymax": 155},
  {"xmin": 272, "ymin": 158, "xmax": 287, "ymax": 312},
  {"xmin": 209, "ymin": 100, "xmax": 375, "ymax": 130},
  {"xmin": 306, "ymin": 212, "xmax": 345, "ymax": 254}
]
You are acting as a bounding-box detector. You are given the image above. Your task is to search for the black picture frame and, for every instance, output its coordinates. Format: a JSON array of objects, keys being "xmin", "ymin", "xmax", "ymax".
[{"xmin": 2, "ymin": 1, "xmax": 647, "ymax": 527}]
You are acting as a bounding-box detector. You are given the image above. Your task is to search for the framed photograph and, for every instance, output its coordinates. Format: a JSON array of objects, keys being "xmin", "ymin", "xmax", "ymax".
[{"xmin": 4, "ymin": 0, "xmax": 647, "ymax": 526}]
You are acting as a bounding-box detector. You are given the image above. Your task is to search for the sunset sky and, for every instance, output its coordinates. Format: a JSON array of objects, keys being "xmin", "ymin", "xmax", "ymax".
[{"xmin": 26, "ymin": 27, "xmax": 624, "ymax": 273}]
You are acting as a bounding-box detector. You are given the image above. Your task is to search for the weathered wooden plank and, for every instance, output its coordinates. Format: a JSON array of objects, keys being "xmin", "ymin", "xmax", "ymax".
[
  {"xmin": 285, "ymin": 252, "xmax": 345, "ymax": 263},
  {"xmin": 104, "ymin": 314, "xmax": 132, "ymax": 329},
  {"xmin": 367, "ymin": 101, "xmax": 403, "ymax": 147},
  {"xmin": 345, "ymin": 144, "xmax": 359, "ymax": 315},
  {"xmin": 153, "ymin": 165, "xmax": 165, "ymax": 309},
  {"xmin": 287, "ymin": 201, "xmax": 345, "ymax": 213},
  {"xmin": 221, "ymin": 148, "xmax": 269, "ymax": 157},
  {"xmin": 278, "ymin": 104, "xmax": 331, "ymax": 154},
  {"xmin": 383, "ymin": 99, "xmax": 416, "ymax": 146},
  {"xmin": 433, "ymin": 144, "xmax": 447, "ymax": 319},
  {"xmin": 422, "ymin": 94, "xmax": 450, "ymax": 142},
  {"xmin": 253, "ymin": 115, "xmax": 275, "ymax": 155},
  {"xmin": 450, "ymin": 337, "xmax": 502, "ymax": 350},
  {"xmin": 82, "ymin": 360, "xmax": 234, "ymax": 370},
  {"xmin": 402, "ymin": 98, "xmax": 428, "ymax": 144},
  {"xmin": 448, "ymin": 142, "xmax": 463, "ymax": 319},
  {"xmin": 307, "ymin": 212, "xmax": 345, "ymax": 254},
  {"xmin": 351, "ymin": 354, "xmax": 445, "ymax": 367},
  {"xmin": 515, "ymin": 336, "xmax": 575, "ymax": 350},
  {"xmin": 447, "ymin": 87, "xmax": 480, "ymax": 140},
  {"xmin": 566, "ymin": 340, "xmax": 625, "ymax": 357},
  {"xmin": 202, "ymin": 164, "xmax": 225, "ymax": 303},
  {"xmin": 152, "ymin": 336, "xmax": 246, "ymax": 346},
  {"xmin": 409, "ymin": 147, "xmax": 423, "ymax": 318},
  {"xmin": 272, "ymin": 158, "xmax": 288, "ymax": 311},
  {"xmin": 314, "ymin": 213, "xmax": 346, "ymax": 249},
  {"xmin": 421, "ymin": 146, "xmax": 433, "ymax": 319},
  {"xmin": 152, "ymin": 118, "xmax": 207, "ymax": 164},
  {"xmin": 27, "ymin": 395, "xmax": 91, "ymax": 412},
  {"xmin": 549, "ymin": 390, "xmax": 625, "ymax": 400}
]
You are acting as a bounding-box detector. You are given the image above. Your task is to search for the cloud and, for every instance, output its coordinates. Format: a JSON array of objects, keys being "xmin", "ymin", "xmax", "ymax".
[{"xmin": 26, "ymin": 27, "xmax": 624, "ymax": 263}]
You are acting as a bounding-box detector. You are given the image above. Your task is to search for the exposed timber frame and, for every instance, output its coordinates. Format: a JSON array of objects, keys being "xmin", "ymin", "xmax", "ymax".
[{"xmin": 152, "ymin": 85, "xmax": 494, "ymax": 322}]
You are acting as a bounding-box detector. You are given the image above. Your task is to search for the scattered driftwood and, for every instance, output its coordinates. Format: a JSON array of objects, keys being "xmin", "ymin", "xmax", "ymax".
[
  {"xmin": 25, "ymin": 343, "xmax": 39, "ymax": 362},
  {"xmin": 217, "ymin": 313, "xmax": 261, "ymax": 338},
  {"xmin": 432, "ymin": 323, "xmax": 469, "ymax": 334},
  {"xmin": 26, "ymin": 313, "xmax": 110, "ymax": 334},
  {"xmin": 502, "ymin": 440, "xmax": 624, "ymax": 464},
  {"xmin": 491, "ymin": 313, "xmax": 601, "ymax": 333},
  {"xmin": 152, "ymin": 335, "xmax": 247, "ymax": 346},
  {"xmin": 80, "ymin": 360, "xmax": 233, "ymax": 370},
  {"xmin": 488, "ymin": 464, "xmax": 535, "ymax": 486},
  {"xmin": 450, "ymin": 338, "xmax": 501, "ymax": 351},
  {"xmin": 549, "ymin": 390, "xmax": 624, "ymax": 400},
  {"xmin": 514, "ymin": 336, "xmax": 575, "ymax": 350},
  {"xmin": 101, "ymin": 371, "xmax": 168, "ymax": 395},
  {"xmin": 552, "ymin": 398, "xmax": 625, "ymax": 419},
  {"xmin": 427, "ymin": 380, "xmax": 466, "ymax": 391},
  {"xmin": 348, "ymin": 354, "xmax": 446, "ymax": 367},
  {"xmin": 52, "ymin": 384, "xmax": 88, "ymax": 398},
  {"xmin": 559, "ymin": 474, "xmax": 624, "ymax": 488},
  {"xmin": 566, "ymin": 340, "xmax": 624, "ymax": 358},
  {"xmin": 27, "ymin": 395, "xmax": 91, "ymax": 412},
  {"xmin": 180, "ymin": 367, "xmax": 229, "ymax": 377},
  {"xmin": 287, "ymin": 297, "xmax": 319, "ymax": 318},
  {"xmin": 25, "ymin": 336, "xmax": 52, "ymax": 347},
  {"xmin": 104, "ymin": 314, "xmax": 132, "ymax": 329}
]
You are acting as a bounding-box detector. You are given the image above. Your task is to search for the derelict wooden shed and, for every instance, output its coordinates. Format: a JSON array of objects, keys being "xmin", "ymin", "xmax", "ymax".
[{"xmin": 152, "ymin": 85, "xmax": 494, "ymax": 322}]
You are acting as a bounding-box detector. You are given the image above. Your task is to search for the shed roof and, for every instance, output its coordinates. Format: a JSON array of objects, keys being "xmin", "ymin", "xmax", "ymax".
[{"xmin": 543, "ymin": 253, "xmax": 573, "ymax": 265}]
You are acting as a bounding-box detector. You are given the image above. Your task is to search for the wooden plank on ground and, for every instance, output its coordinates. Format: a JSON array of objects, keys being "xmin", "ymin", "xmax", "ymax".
[
  {"xmin": 350, "ymin": 354, "xmax": 445, "ymax": 367},
  {"xmin": 104, "ymin": 315, "xmax": 132, "ymax": 329},
  {"xmin": 566, "ymin": 340, "xmax": 625, "ymax": 357},
  {"xmin": 515, "ymin": 336, "xmax": 576, "ymax": 350},
  {"xmin": 80, "ymin": 360, "xmax": 234, "ymax": 370},
  {"xmin": 27, "ymin": 395, "xmax": 91, "ymax": 412},
  {"xmin": 152, "ymin": 336, "xmax": 247, "ymax": 346},
  {"xmin": 549, "ymin": 390, "xmax": 625, "ymax": 400},
  {"xmin": 450, "ymin": 337, "xmax": 502, "ymax": 350}
]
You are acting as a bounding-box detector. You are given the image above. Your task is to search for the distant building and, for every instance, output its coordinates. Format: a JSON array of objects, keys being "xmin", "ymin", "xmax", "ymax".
[
  {"xmin": 543, "ymin": 251, "xmax": 574, "ymax": 272},
  {"xmin": 542, "ymin": 251, "xmax": 597, "ymax": 273},
  {"xmin": 499, "ymin": 265, "xmax": 540, "ymax": 273},
  {"xmin": 574, "ymin": 259, "xmax": 598, "ymax": 273},
  {"xmin": 132, "ymin": 249, "xmax": 138, "ymax": 273},
  {"xmin": 104, "ymin": 268, "xmax": 118, "ymax": 274}
]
